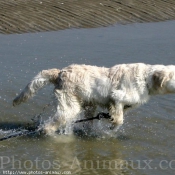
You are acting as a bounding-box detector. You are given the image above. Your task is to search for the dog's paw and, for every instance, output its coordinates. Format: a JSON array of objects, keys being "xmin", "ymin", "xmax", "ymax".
[
  {"xmin": 109, "ymin": 116, "xmax": 123, "ymax": 130},
  {"xmin": 110, "ymin": 116, "xmax": 123, "ymax": 124},
  {"xmin": 42, "ymin": 123, "xmax": 57, "ymax": 135}
]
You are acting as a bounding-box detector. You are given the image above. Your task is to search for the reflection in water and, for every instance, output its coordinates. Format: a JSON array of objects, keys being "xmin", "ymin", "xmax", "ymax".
[
  {"xmin": 0, "ymin": 113, "xmax": 132, "ymax": 174},
  {"xmin": 46, "ymin": 135, "xmax": 128, "ymax": 174},
  {"xmin": 0, "ymin": 133, "xmax": 129, "ymax": 174}
]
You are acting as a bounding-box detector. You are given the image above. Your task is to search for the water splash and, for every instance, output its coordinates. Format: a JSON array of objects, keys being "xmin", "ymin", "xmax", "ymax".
[
  {"xmin": 0, "ymin": 111, "xmax": 122, "ymax": 141},
  {"xmin": 38, "ymin": 112, "xmax": 122, "ymax": 139},
  {"xmin": 73, "ymin": 118, "xmax": 122, "ymax": 138}
]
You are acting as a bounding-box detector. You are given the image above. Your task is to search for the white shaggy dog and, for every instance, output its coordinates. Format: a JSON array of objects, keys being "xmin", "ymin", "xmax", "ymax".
[{"xmin": 13, "ymin": 63, "xmax": 175, "ymax": 134}]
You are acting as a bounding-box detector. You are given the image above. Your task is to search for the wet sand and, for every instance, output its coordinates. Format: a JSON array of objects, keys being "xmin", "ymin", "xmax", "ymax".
[{"xmin": 1, "ymin": 0, "xmax": 175, "ymax": 34}]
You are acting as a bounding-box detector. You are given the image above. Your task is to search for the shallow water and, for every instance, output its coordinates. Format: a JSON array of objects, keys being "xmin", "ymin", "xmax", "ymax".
[{"xmin": 0, "ymin": 21, "xmax": 175, "ymax": 175}]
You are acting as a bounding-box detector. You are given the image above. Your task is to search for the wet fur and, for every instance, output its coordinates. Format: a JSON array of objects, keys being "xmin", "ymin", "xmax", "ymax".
[{"xmin": 13, "ymin": 63, "xmax": 175, "ymax": 134}]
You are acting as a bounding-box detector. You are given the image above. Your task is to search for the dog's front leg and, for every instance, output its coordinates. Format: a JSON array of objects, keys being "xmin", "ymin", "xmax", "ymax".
[{"xmin": 109, "ymin": 103, "xmax": 124, "ymax": 129}]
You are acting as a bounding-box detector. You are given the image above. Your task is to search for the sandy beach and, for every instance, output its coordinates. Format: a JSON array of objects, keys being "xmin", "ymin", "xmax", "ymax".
[{"xmin": 0, "ymin": 0, "xmax": 175, "ymax": 34}]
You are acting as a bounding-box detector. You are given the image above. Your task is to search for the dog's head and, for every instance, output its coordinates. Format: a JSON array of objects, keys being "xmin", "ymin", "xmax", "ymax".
[{"xmin": 152, "ymin": 68, "xmax": 175, "ymax": 94}]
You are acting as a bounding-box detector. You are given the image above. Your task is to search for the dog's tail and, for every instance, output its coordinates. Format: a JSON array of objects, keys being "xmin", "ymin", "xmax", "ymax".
[{"xmin": 13, "ymin": 68, "xmax": 60, "ymax": 106}]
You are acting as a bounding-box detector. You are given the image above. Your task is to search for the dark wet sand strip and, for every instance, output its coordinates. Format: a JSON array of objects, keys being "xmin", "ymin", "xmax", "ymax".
[{"xmin": 0, "ymin": 0, "xmax": 175, "ymax": 34}]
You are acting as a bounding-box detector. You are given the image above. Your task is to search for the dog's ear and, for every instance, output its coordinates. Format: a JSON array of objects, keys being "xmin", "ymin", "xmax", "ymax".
[{"xmin": 152, "ymin": 71, "xmax": 173, "ymax": 90}]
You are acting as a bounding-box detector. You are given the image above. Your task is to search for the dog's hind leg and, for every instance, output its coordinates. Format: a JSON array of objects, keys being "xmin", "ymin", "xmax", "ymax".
[{"xmin": 43, "ymin": 90, "xmax": 82, "ymax": 134}]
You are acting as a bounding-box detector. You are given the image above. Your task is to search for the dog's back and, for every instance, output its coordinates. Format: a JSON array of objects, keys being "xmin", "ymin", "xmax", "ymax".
[{"xmin": 58, "ymin": 64, "xmax": 111, "ymax": 104}]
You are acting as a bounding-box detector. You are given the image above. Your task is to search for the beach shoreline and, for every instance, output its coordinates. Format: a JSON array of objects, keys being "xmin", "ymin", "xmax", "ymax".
[{"xmin": 1, "ymin": 0, "xmax": 175, "ymax": 34}]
